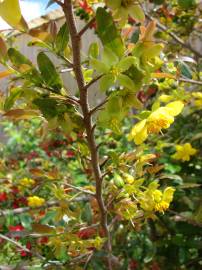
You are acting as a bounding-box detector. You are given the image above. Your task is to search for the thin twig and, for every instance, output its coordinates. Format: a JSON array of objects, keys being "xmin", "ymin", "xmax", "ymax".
[
  {"xmin": 65, "ymin": 182, "xmax": 95, "ymax": 196},
  {"xmin": 89, "ymin": 98, "xmax": 108, "ymax": 115},
  {"xmin": 179, "ymin": 78, "xmax": 202, "ymax": 86},
  {"xmin": 84, "ymin": 75, "xmax": 103, "ymax": 90},
  {"xmin": 0, "ymin": 197, "xmax": 90, "ymax": 217},
  {"xmin": 0, "ymin": 233, "xmax": 44, "ymax": 260},
  {"xmin": 78, "ymin": 17, "xmax": 96, "ymax": 37},
  {"xmin": 169, "ymin": 210, "xmax": 202, "ymax": 227}
]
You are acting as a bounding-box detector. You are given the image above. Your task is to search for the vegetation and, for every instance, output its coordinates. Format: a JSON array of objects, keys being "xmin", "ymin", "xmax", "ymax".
[{"xmin": 0, "ymin": 0, "xmax": 201, "ymax": 269}]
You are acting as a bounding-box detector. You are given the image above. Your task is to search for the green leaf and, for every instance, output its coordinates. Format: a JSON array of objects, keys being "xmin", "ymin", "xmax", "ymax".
[
  {"xmin": 102, "ymin": 47, "xmax": 119, "ymax": 67},
  {"xmin": 33, "ymin": 97, "xmax": 58, "ymax": 119},
  {"xmin": 96, "ymin": 7, "xmax": 124, "ymax": 58},
  {"xmin": 114, "ymin": 174, "xmax": 124, "ymax": 188},
  {"xmin": 178, "ymin": 0, "xmax": 196, "ymax": 9},
  {"xmin": 90, "ymin": 58, "xmax": 109, "ymax": 74},
  {"xmin": 55, "ymin": 23, "xmax": 69, "ymax": 53},
  {"xmin": 40, "ymin": 210, "xmax": 57, "ymax": 224},
  {"xmin": 4, "ymin": 87, "xmax": 23, "ymax": 111},
  {"xmin": 46, "ymin": 0, "xmax": 55, "ymax": 9},
  {"xmin": 117, "ymin": 73, "xmax": 135, "ymax": 91},
  {"xmin": 131, "ymin": 29, "xmax": 140, "ymax": 44},
  {"xmin": 178, "ymin": 62, "xmax": 192, "ymax": 79},
  {"xmin": 0, "ymin": 0, "xmax": 28, "ymax": 31},
  {"xmin": 129, "ymin": 5, "xmax": 145, "ymax": 22},
  {"xmin": 20, "ymin": 213, "xmax": 32, "ymax": 230},
  {"xmin": 117, "ymin": 56, "xmax": 135, "ymax": 72},
  {"xmin": 88, "ymin": 42, "xmax": 99, "ymax": 58},
  {"xmin": 99, "ymin": 74, "xmax": 115, "ymax": 92},
  {"xmin": 81, "ymin": 203, "xmax": 92, "ymax": 225},
  {"xmin": 37, "ymin": 52, "xmax": 62, "ymax": 92},
  {"xmin": 143, "ymin": 44, "xmax": 164, "ymax": 59},
  {"xmin": 8, "ymin": 48, "xmax": 32, "ymax": 67}
]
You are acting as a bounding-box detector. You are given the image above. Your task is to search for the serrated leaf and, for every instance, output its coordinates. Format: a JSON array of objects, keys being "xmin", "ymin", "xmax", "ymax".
[
  {"xmin": 37, "ymin": 52, "xmax": 62, "ymax": 92},
  {"xmin": 55, "ymin": 23, "xmax": 69, "ymax": 53},
  {"xmin": 96, "ymin": 7, "xmax": 124, "ymax": 58}
]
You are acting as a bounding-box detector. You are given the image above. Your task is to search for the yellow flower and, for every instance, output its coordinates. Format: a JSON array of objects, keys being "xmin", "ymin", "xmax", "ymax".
[
  {"xmin": 192, "ymin": 92, "xmax": 202, "ymax": 107},
  {"xmin": 129, "ymin": 101, "xmax": 184, "ymax": 144},
  {"xmin": 106, "ymin": 0, "xmax": 145, "ymax": 26},
  {"xmin": 20, "ymin": 177, "xmax": 35, "ymax": 187},
  {"xmin": 27, "ymin": 196, "xmax": 45, "ymax": 208},
  {"xmin": 172, "ymin": 143, "xmax": 197, "ymax": 162},
  {"xmin": 139, "ymin": 183, "xmax": 175, "ymax": 213},
  {"xmin": 124, "ymin": 173, "xmax": 134, "ymax": 184}
]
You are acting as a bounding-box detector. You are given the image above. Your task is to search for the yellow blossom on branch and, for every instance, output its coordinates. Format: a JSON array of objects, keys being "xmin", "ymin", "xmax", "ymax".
[
  {"xmin": 20, "ymin": 177, "xmax": 35, "ymax": 187},
  {"xmin": 128, "ymin": 101, "xmax": 184, "ymax": 145},
  {"xmin": 27, "ymin": 196, "xmax": 45, "ymax": 208},
  {"xmin": 192, "ymin": 92, "xmax": 202, "ymax": 107},
  {"xmin": 172, "ymin": 143, "xmax": 197, "ymax": 162},
  {"xmin": 139, "ymin": 181, "xmax": 175, "ymax": 213}
]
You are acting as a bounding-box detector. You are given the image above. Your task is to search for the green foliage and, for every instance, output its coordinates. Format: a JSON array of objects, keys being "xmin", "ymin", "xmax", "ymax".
[{"xmin": 0, "ymin": 0, "xmax": 202, "ymax": 269}]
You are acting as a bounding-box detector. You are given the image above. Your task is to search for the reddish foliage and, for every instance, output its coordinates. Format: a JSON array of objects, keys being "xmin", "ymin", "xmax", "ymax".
[
  {"xmin": 129, "ymin": 259, "xmax": 138, "ymax": 269},
  {"xmin": 0, "ymin": 192, "xmax": 7, "ymax": 202},
  {"xmin": 77, "ymin": 227, "xmax": 97, "ymax": 239}
]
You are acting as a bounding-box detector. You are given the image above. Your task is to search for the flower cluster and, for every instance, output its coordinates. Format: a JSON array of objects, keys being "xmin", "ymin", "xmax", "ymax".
[
  {"xmin": 27, "ymin": 196, "xmax": 45, "ymax": 208},
  {"xmin": 139, "ymin": 181, "xmax": 175, "ymax": 213},
  {"xmin": 20, "ymin": 177, "xmax": 35, "ymax": 187},
  {"xmin": 129, "ymin": 101, "xmax": 184, "ymax": 144},
  {"xmin": 172, "ymin": 143, "xmax": 197, "ymax": 162}
]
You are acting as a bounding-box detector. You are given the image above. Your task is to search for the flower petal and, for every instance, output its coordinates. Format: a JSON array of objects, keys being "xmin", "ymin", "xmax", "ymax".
[{"xmin": 165, "ymin": 101, "xmax": 184, "ymax": 116}]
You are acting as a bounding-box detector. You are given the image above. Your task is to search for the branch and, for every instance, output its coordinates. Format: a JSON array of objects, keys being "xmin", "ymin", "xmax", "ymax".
[
  {"xmin": 53, "ymin": 0, "xmax": 64, "ymax": 7},
  {"xmin": 169, "ymin": 210, "xmax": 202, "ymax": 227},
  {"xmin": 0, "ymin": 197, "xmax": 90, "ymax": 217},
  {"xmin": 64, "ymin": 182, "xmax": 95, "ymax": 196},
  {"xmin": 84, "ymin": 75, "xmax": 103, "ymax": 90},
  {"xmin": 145, "ymin": 13, "xmax": 202, "ymax": 58},
  {"xmin": 89, "ymin": 98, "xmax": 108, "ymax": 115},
  {"xmin": 0, "ymin": 233, "xmax": 44, "ymax": 260},
  {"xmin": 62, "ymin": 1, "xmax": 113, "ymax": 269},
  {"xmin": 179, "ymin": 78, "xmax": 202, "ymax": 86},
  {"xmin": 78, "ymin": 17, "xmax": 96, "ymax": 37}
]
